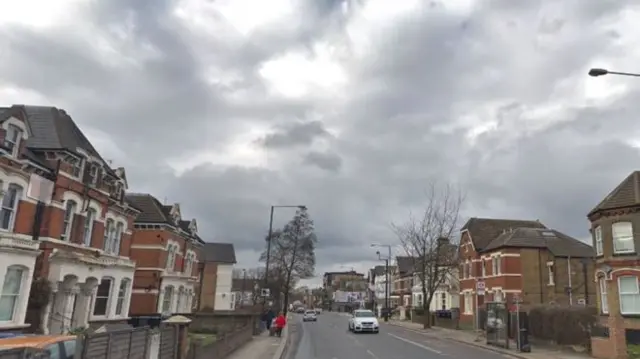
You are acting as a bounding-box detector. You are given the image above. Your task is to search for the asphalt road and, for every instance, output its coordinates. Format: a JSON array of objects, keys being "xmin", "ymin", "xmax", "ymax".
[{"xmin": 291, "ymin": 312, "xmax": 513, "ymax": 359}]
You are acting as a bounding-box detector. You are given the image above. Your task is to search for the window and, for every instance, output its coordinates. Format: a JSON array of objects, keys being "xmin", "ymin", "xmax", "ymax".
[
  {"xmin": 495, "ymin": 290, "xmax": 503, "ymax": 302},
  {"xmin": 416, "ymin": 293, "xmax": 423, "ymax": 307},
  {"xmin": 83, "ymin": 209, "xmax": 96, "ymax": 246},
  {"xmin": 0, "ymin": 184, "xmax": 22, "ymax": 231},
  {"xmin": 4, "ymin": 125, "xmax": 22, "ymax": 156},
  {"xmin": 60, "ymin": 200, "xmax": 77, "ymax": 241},
  {"xmin": 184, "ymin": 253, "xmax": 193, "ymax": 276},
  {"xmin": 115, "ymin": 279, "xmax": 129, "ymax": 316},
  {"xmin": 104, "ymin": 219, "xmax": 114, "ymax": 253},
  {"xmin": 162, "ymin": 286, "xmax": 174, "ymax": 312},
  {"xmin": 87, "ymin": 164, "xmax": 99, "ymax": 186},
  {"xmin": 481, "ymin": 260, "xmax": 486, "ymax": 277},
  {"xmin": 112, "ymin": 222, "xmax": 123, "ymax": 255},
  {"xmin": 599, "ymin": 277, "xmax": 609, "ymax": 314},
  {"xmin": 441, "ymin": 292, "xmax": 446, "ymax": 310},
  {"xmin": 595, "ymin": 226, "xmax": 603, "ymax": 256},
  {"xmin": 492, "ymin": 256, "xmax": 501, "ymax": 275},
  {"xmin": 547, "ymin": 263, "xmax": 555, "ymax": 285},
  {"xmin": 0, "ymin": 266, "xmax": 23, "ymax": 321},
  {"xmin": 177, "ymin": 288, "xmax": 183, "ymax": 312},
  {"xmin": 166, "ymin": 245, "xmax": 177, "ymax": 271},
  {"xmin": 613, "ymin": 222, "xmax": 635, "ymax": 254},
  {"xmin": 70, "ymin": 158, "xmax": 82, "ymax": 177},
  {"xmin": 93, "ymin": 278, "xmax": 112, "ymax": 316},
  {"xmin": 619, "ymin": 276, "xmax": 640, "ymax": 315},
  {"xmin": 464, "ymin": 293, "xmax": 472, "ymax": 314}
]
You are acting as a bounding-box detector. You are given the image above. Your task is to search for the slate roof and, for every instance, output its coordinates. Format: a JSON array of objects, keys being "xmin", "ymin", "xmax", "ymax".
[
  {"xmin": 125, "ymin": 194, "xmax": 172, "ymax": 224},
  {"xmin": 589, "ymin": 171, "xmax": 640, "ymax": 216},
  {"xmin": 395, "ymin": 256, "xmax": 415, "ymax": 275},
  {"xmin": 202, "ymin": 243, "xmax": 237, "ymax": 264},
  {"xmin": 482, "ymin": 227, "xmax": 594, "ymax": 258},
  {"xmin": 462, "ymin": 217, "xmax": 547, "ymax": 251},
  {"xmin": 373, "ymin": 265, "xmax": 387, "ymax": 276}
]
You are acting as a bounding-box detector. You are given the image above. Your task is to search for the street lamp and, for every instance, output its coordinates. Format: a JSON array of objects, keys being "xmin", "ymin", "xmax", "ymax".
[
  {"xmin": 263, "ymin": 205, "xmax": 307, "ymax": 307},
  {"xmin": 588, "ymin": 68, "xmax": 640, "ymax": 78},
  {"xmin": 371, "ymin": 243, "xmax": 393, "ymax": 322}
]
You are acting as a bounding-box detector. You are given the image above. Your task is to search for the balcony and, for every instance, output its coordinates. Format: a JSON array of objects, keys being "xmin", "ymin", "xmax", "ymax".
[{"xmin": 0, "ymin": 233, "xmax": 40, "ymax": 252}]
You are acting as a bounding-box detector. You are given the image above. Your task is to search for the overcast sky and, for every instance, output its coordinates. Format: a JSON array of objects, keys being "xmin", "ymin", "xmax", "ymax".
[{"xmin": 2, "ymin": 0, "xmax": 640, "ymax": 286}]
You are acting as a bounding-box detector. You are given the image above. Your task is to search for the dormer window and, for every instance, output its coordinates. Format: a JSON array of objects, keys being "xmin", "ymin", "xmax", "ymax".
[
  {"xmin": 86, "ymin": 163, "xmax": 99, "ymax": 186},
  {"xmin": 64, "ymin": 155, "xmax": 82, "ymax": 177},
  {"xmin": 4, "ymin": 125, "xmax": 22, "ymax": 157}
]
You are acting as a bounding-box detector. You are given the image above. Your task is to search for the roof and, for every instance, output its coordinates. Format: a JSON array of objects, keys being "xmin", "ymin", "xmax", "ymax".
[
  {"xmin": 125, "ymin": 193, "xmax": 172, "ymax": 224},
  {"xmin": 202, "ymin": 242, "xmax": 237, "ymax": 263},
  {"xmin": 373, "ymin": 265, "xmax": 387, "ymax": 276},
  {"xmin": 482, "ymin": 227, "xmax": 594, "ymax": 257},
  {"xmin": 461, "ymin": 217, "xmax": 547, "ymax": 250},
  {"xmin": 589, "ymin": 171, "xmax": 640, "ymax": 216},
  {"xmin": 395, "ymin": 256, "xmax": 415, "ymax": 274}
]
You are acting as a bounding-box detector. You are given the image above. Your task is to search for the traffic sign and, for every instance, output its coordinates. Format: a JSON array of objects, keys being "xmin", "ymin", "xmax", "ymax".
[
  {"xmin": 476, "ymin": 281, "xmax": 485, "ymax": 296},
  {"xmin": 261, "ymin": 288, "xmax": 270, "ymax": 297}
]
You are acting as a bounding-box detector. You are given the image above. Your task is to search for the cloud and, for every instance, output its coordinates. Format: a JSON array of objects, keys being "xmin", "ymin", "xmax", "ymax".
[{"xmin": 3, "ymin": 0, "xmax": 640, "ymax": 285}]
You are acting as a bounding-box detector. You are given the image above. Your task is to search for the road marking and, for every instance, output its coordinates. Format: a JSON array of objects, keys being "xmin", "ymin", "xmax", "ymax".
[
  {"xmin": 388, "ymin": 333, "xmax": 442, "ymax": 354},
  {"xmin": 366, "ymin": 349, "xmax": 380, "ymax": 359}
]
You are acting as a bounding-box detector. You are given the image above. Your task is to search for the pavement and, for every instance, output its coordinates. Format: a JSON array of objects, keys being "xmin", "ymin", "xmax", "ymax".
[
  {"xmin": 291, "ymin": 312, "xmax": 519, "ymax": 359},
  {"xmin": 226, "ymin": 330, "xmax": 284, "ymax": 359}
]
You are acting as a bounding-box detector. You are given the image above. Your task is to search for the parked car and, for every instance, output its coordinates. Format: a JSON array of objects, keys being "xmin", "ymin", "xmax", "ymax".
[
  {"xmin": 0, "ymin": 335, "xmax": 77, "ymax": 359},
  {"xmin": 303, "ymin": 310, "xmax": 318, "ymax": 322},
  {"xmin": 315, "ymin": 308, "xmax": 323, "ymax": 314},
  {"xmin": 348, "ymin": 309, "xmax": 379, "ymax": 333}
]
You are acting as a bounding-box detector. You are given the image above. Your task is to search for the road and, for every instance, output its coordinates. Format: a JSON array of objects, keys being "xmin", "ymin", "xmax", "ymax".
[{"xmin": 291, "ymin": 312, "xmax": 513, "ymax": 359}]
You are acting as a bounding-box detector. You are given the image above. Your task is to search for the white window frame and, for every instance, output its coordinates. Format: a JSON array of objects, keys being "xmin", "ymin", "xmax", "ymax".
[
  {"xmin": 618, "ymin": 276, "xmax": 640, "ymax": 315},
  {"xmin": 594, "ymin": 226, "xmax": 603, "ymax": 256},
  {"xmin": 464, "ymin": 292, "xmax": 472, "ymax": 314},
  {"xmin": 112, "ymin": 222, "xmax": 124, "ymax": 255},
  {"xmin": 599, "ymin": 277, "xmax": 608, "ymax": 314},
  {"xmin": 87, "ymin": 164, "xmax": 99, "ymax": 186},
  {"xmin": 70, "ymin": 158, "xmax": 82, "ymax": 178},
  {"xmin": 167, "ymin": 244, "xmax": 177, "ymax": 271},
  {"xmin": 162, "ymin": 286, "xmax": 174, "ymax": 313},
  {"xmin": 83, "ymin": 208, "xmax": 96, "ymax": 246},
  {"xmin": 93, "ymin": 278, "xmax": 113, "ymax": 317},
  {"xmin": 494, "ymin": 289, "xmax": 503, "ymax": 302},
  {"xmin": 0, "ymin": 266, "xmax": 24, "ymax": 322},
  {"xmin": 547, "ymin": 262, "xmax": 554, "ymax": 285},
  {"xmin": 104, "ymin": 219, "xmax": 114, "ymax": 253},
  {"xmin": 115, "ymin": 279, "xmax": 130, "ymax": 316},
  {"xmin": 5, "ymin": 125, "xmax": 22, "ymax": 157},
  {"xmin": 60, "ymin": 200, "xmax": 77, "ymax": 241},
  {"xmin": 0, "ymin": 184, "xmax": 23, "ymax": 231},
  {"xmin": 492, "ymin": 256, "xmax": 502, "ymax": 275},
  {"xmin": 481, "ymin": 260, "xmax": 486, "ymax": 277},
  {"xmin": 612, "ymin": 222, "xmax": 635, "ymax": 254}
]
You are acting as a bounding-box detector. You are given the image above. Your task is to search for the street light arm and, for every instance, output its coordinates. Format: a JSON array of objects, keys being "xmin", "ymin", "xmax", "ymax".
[{"xmin": 589, "ymin": 68, "xmax": 640, "ymax": 77}]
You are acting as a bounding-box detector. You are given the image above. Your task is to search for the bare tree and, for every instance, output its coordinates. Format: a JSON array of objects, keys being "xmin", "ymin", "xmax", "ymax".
[
  {"xmin": 260, "ymin": 209, "xmax": 317, "ymax": 315},
  {"xmin": 392, "ymin": 181, "xmax": 463, "ymax": 329}
]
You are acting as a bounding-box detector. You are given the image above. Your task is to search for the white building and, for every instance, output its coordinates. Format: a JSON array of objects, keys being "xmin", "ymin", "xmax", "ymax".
[
  {"xmin": 411, "ymin": 269, "xmax": 460, "ymax": 311},
  {"xmin": 200, "ymin": 243, "xmax": 237, "ymax": 311}
]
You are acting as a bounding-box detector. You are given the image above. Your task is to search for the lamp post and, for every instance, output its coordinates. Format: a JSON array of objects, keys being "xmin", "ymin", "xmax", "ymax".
[
  {"xmin": 588, "ymin": 68, "xmax": 640, "ymax": 78},
  {"xmin": 241, "ymin": 269, "xmax": 247, "ymax": 308},
  {"xmin": 263, "ymin": 205, "xmax": 307, "ymax": 308},
  {"xmin": 372, "ymin": 243, "xmax": 393, "ymax": 322}
]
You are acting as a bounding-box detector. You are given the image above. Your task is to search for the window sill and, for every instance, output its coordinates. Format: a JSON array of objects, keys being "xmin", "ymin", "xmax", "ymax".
[
  {"xmin": 0, "ymin": 323, "xmax": 30, "ymax": 330},
  {"xmin": 621, "ymin": 314, "xmax": 640, "ymax": 318},
  {"xmin": 613, "ymin": 252, "xmax": 637, "ymax": 256},
  {"xmin": 89, "ymin": 316, "xmax": 131, "ymax": 322},
  {"xmin": 547, "ymin": 283, "xmax": 555, "ymax": 287}
]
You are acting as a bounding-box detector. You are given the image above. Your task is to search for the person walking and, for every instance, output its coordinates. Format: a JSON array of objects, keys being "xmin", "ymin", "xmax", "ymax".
[
  {"xmin": 274, "ymin": 311, "xmax": 287, "ymax": 337},
  {"xmin": 266, "ymin": 308, "xmax": 276, "ymax": 335}
]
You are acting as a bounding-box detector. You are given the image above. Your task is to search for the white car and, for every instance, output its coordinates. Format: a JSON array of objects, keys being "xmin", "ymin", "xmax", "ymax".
[
  {"xmin": 348, "ymin": 309, "xmax": 379, "ymax": 333},
  {"xmin": 303, "ymin": 310, "xmax": 317, "ymax": 322}
]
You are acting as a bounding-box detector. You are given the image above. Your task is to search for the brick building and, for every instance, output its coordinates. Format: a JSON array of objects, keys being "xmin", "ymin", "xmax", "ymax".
[
  {"xmin": 589, "ymin": 171, "xmax": 640, "ymax": 359},
  {"xmin": 0, "ymin": 105, "xmax": 142, "ymax": 334},
  {"xmin": 458, "ymin": 218, "xmax": 595, "ymax": 326},
  {"xmin": 125, "ymin": 194, "xmax": 204, "ymax": 315},
  {"xmin": 197, "ymin": 243, "xmax": 237, "ymax": 311},
  {"xmin": 391, "ymin": 256, "xmax": 414, "ymax": 309}
]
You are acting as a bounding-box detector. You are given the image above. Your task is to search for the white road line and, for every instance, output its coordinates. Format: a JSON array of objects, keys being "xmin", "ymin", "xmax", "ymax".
[
  {"xmin": 388, "ymin": 333, "xmax": 442, "ymax": 354},
  {"xmin": 366, "ymin": 349, "xmax": 380, "ymax": 359}
]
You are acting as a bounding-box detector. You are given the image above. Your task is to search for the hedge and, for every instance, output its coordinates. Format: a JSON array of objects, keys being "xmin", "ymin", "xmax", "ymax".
[{"xmin": 528, "ymin": 305, "xmax": 597, "ymax": 346}]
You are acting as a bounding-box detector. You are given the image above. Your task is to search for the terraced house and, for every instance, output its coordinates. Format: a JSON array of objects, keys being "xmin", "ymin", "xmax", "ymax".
[
  {"xmin": 0, "ymin": 105, "xmax": 141, "ymax": 334},
  {"xmin": 125, "ymin": 194, "xmax": 204, "ymax": 315},
  {"xmin": 588, "ymin": 171, "xmax": 640, "ymax": 359},
  {"xmin": 458, "ymin": 217, "xmax": 595, "ymax": 326}
]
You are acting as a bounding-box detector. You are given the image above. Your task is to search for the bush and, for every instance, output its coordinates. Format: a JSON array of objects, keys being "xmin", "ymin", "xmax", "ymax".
[{"xmin": 528, "ymin": 305, "xmax": 597, "ymax": 346}]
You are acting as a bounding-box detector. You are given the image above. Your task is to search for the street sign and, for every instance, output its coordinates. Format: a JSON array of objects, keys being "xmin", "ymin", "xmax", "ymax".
[
  {"xmin": 261, "ymin": 288, "xmax": 270, "ymax": 297},
  {"xmin": 476, "ymin": 281, "xmax": 485, "ymax": 296}
]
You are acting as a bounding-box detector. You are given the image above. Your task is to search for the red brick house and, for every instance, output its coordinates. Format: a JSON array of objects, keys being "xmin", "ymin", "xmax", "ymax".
[
  {"xmin": 589, "ymin": 171, "xmax": 640, "ymax": 359},
  {"xmin": 0, "ymin": 105, "xmax": 141, "ymax": 334},
  {"xmin": 125, "ymin": 193, "xmax": 203, "ymax": 315},
  {"xmin": 458, "ymin": 218, "xmax": 595, "ymax": 326},
  {"xmin": 391, "ymin": 256, "xmax": 414, "ymax": 309}
]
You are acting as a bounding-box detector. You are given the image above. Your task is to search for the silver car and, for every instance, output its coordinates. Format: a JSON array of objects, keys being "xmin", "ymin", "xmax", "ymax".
[{"xmin": 303, "ymin": 310, "xmax": 317, "ymax": 322}]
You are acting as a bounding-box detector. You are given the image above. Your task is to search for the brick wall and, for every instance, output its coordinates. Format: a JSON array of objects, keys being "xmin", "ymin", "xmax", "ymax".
[{"xmin": 198, "ymin": 262, "xmax": 219, "ymax": 310}]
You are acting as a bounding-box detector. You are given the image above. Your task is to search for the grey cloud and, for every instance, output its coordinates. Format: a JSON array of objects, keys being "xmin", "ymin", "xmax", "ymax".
[
  {"xmin": 258, "ymin": 120, "xmax": 331, "ymax": 149},
  {"xmin": 303, "ymin": 151, "xmax": 342, "ymax": 172}
]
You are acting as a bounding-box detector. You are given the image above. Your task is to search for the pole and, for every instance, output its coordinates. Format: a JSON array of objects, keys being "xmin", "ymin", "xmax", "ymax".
[
  {"xmin": 263, "ymin": 206, "xmax": 275, "ymax": 307},
  {"xmin": 583, "ymin": 260, "xmax": 589, "ymax": 305},
  {"xmin": 567, "ymin": 256, "xmax": 573, "ymax": 306},
  {"xmin": 384, "ymin": 258, "xmax": 389, "ymax": 322},
  {"xmin": 516, "ymin": 298, "xmax": 521, "ymax": 351},
  {"xmin": 241, "ymin": 270, "xmax": 247, "ymax": 308}
]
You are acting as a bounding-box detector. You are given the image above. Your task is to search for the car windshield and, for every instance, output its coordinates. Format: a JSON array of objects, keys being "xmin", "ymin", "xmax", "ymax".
[
  {"xmin": 354, "ymin": 311, "xmax": 375, "ymax": 318},
  {"xmin": 305, "ymin": 311, "xmax": 315, "ymax": 314}
]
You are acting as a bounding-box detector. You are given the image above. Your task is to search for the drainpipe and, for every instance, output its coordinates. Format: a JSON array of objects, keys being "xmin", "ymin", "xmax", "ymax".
[{"xmin": 567, "ymin": 256, "xmax": 573, "ymax": 306}]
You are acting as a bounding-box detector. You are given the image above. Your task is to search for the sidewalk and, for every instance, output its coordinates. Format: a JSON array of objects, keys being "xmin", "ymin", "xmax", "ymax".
[
  {"xmin": 226, "ymin": 331, "xmax": 284, "ymax": 359},
  {"xmin": 386, "ymin": 320, "xmax": 590, "ymax": 359}
]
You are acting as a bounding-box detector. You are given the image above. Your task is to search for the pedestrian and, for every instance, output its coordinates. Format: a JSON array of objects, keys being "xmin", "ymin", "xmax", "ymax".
[
  {"xmin": 260, "ymin": 310, "xmax": 268, "ymax": 331},
  {"xmin": 266, "ymin": 308, "xmax": 276, "ymax": 332},
  {"xmin": 274, "ymin": 311, "xmax": 287, "ymax": 337}
]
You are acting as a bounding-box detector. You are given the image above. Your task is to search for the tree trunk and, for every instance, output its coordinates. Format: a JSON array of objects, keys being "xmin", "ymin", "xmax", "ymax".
[{"xmin": 422, "ymin": 286, "xmax": 431, "ymax": 329}]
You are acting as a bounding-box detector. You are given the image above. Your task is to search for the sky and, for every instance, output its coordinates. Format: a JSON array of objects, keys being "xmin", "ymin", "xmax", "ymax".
[{"xmin": 2, "ymin": 0, "xmax": 640, "ymax": 287}]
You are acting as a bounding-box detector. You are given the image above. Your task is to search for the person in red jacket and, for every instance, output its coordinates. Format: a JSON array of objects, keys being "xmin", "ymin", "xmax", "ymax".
[{"xmin": 274, "ymin": 311, "xmax": 287, "ymax": 337}]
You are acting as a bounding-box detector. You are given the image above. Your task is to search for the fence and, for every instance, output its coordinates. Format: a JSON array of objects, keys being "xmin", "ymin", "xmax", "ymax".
[
  {"xmin": 0, "ymin": 347, "xmax": 50, "ymax": 359},
  {"xmin": 186, "ymin": 325, "xmax": 253, "ymax": 359},
  {"xmin": 78, "ymin": 326, "xmax": 152, "ymax": 359}
]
